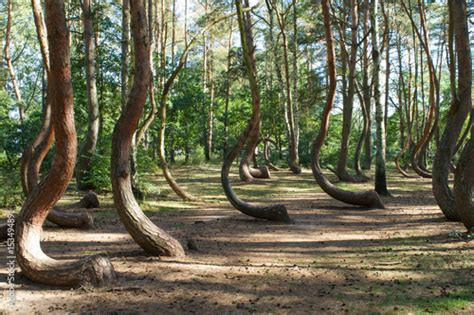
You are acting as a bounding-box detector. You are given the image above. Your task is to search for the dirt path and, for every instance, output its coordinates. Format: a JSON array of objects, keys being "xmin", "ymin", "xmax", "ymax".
[{"xmin": 1, "ymin": 167, "xmax": 473, "ymax": 314}]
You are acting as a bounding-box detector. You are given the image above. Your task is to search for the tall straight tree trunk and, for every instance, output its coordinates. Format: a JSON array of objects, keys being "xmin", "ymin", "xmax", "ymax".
[
  {"xmin": 361, "ymin": 0, "xmax": 372, "ymax": 170},
  {"xmin": 291, "ymin": 0, "xmax": 300, "ymax": 170},
  {"xmin": 311, "ymin": 0, "xmax": 384, "ymax": 210},
  {"xmin": 221, "ymin": 0, "xmax": 291, "ymax": 223},
  {"xmin": 433, "ymin": 0, "xmax": 471, "ymax": 222},
  {"xmin": 15, "ymin": 0, "xmax": 115, "ymax": 287},
  {"xmin": 336, "ymin": 0, "xmax": 361, "ymax": 182},
  {"xmin": 223, "ymin": 18, "xmax": 234, "ymax": 157},
  {"xmin": 111, "ymin": 0, "xmax": 184, "ymax": 257},
  {"xmin": 371, "ymin": 0, "xmax": 390, "ymax": 196},
  {"xmin": 4, "ymin": 0, "xmax": 24, "ymax": 122},
  {"xmin": 207, "ymin": 34, "xmax": 215, "ymax": 161},
  {"xmin": 270, "ymin": 0, "xmax": 301, "ymax": 174},
  {"xmin": 76, "ymin": 0, "xmax": 100, "ymax": 190}
]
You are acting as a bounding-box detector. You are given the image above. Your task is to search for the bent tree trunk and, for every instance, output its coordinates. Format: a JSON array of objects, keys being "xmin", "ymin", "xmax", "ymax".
[
  {"xmin": 76, "ymin": 0, "xmax": 100, "ymax": 190},
  {"xmin": 432, "ymin": 0, "xmax": 470, "ymax": 221},
  {"xmin": 111, "ymin": 0, "xmax": 184, "ymax": 257},
  {"xmin": 239, "ymin": 139, "xmax": 271, "ymax": 183},
  {"xmin": 402, "ymin": 0, "xmax": 438, "ymax": 179},
  {"xmin": 20, "ymin": 0, "xmax": 53, "ymax": 196},
  {"xmin": 221, "ymin": 0, "xmax": 291, "ymax": 223},
  {"xmin": 15, "ymin": 0, "xmax": 115, "ymax": 287},
  {"xmin": 311, "ymin": 0, "xmax": 384, "ymax": 210},
  {"xmin": 18, "ymin": 0, "xmax": 93, "ymax": 231},
  {"xmin": 263, "ymin": 138, "xmax": 282, "ymax": 171}
]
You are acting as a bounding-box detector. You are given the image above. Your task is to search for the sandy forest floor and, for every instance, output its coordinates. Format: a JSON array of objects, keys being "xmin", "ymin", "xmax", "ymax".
[{"xmin": 0, "ymin": 165, "xmax": 473, "ymax": 314}]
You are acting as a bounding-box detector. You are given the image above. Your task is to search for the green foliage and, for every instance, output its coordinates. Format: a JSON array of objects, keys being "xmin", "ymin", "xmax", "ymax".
[
  {"xmin": 0, "ymin": 154, "xmax": 22, "ymax": 208},
  {"xmin": 80, "ymin": 150, "xmax": 111, "ymax": 192}
]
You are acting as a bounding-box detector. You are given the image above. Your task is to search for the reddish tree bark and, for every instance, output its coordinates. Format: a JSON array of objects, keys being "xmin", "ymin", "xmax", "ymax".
[
  {"xmin": 432, "ymin": 0, "xmax": 471, "ymax": 221},
  {"xmin": 15, "ymin": 0, "xmax": 115, "ymax": 286},
  {"xmin": 111, "ymin": 0, "xmax": 184, "ymax": 257}
]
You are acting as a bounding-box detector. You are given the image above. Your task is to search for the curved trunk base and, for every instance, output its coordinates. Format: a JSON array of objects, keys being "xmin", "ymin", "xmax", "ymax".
[
  {"xmin": 162, "ymin": 163, "xmax": 199, "ymax": 202},
  {"xmin": 222, "ymin": 168, "xmax": 291, "ymax": 223},
  {"xmin": 249, "ymin": 165, "xmax": 271, "ymax": 179},
  {"xmin": 47, "ymin": 209, "xmax": 94, "ymax": 229},
  {"xmin": 395, "ymin": 158, "xmax": 417, "ymax": 178},
  {"xmin": 313, "ymin": 162, "xmax": 384, "ymax": 209},
  {"xmin": 16, "ymin": 222, "xmax": 115, "ymax": 287},
  {"xmin": 289, "ymin": 162, "xmax": 302, "ymax": 175}
]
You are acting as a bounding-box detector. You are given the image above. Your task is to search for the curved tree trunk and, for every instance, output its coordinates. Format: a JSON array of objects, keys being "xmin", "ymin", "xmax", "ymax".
[
  {"xmin": 221, "ymin": 0, "xmax": 291, "ymax": 223},
  {"xmin": 239, "ymin": 139, "xmax": 271, "ymax": 182},
  {"xmin": 17, "ymin": 0, "xmax": 92, "ymax": 231},
  {"xmin": 311, "ymin": 0, "xmax": 384, "ymax": 210},
  {"xmin": 76, "ymin": 0, "xmax": 100, "ymax": 190},
  {"xmin": 111, "ymin": 0, "xmax": 185, "ymax": 257},
  {"xmin": 263, "ymin": 138, "xmax": 282, "ymax": 171},
  {"xmin": 15, "ymin": 1, "xmax": 115, "ymax": 287},
  {"xmin": 432, "ymin": 0, "xmax": 471, "ymax": 222},
  {"xmin": 21, "ymin": 0, "xmax": 52, "ymax": 196},
  {"xmin": 402, "ymin": 0, "xmax": 438, "ymax": 179}
]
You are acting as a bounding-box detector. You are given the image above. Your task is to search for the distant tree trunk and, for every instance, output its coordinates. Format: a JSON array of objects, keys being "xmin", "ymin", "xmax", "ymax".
[
  {"xmin": 111, "ymin": 0, "xmax": 184, "ymax": 257},
  {"xmin": 270, "ymin": 0, "xmax": 301, "ymax": 174},
  {"xmin": 336, "ymin": 0, "xmax": 361, "ymax": 182},
  {"xmin": 223, "ymin": 19, "xmax": 234, "ymax": 157},
  {"xmin": 371, "ymin": 0, "xmax": 390, "ymax": 196},
  {"xmin": 394, "ymin": 31, "xmax": 415, "ymax": 178},
  {"xmin": 4, "ymin": 0, "xmax": 24, "ymax": 122},
  {"xmin": 263, "ymin": 138, "xmax": 282, "ymax": 171},
  {"xmin": 433, "ymin": 0, "xmax": 470, "ymax": 222},
  {"xmin": 354, "ymin": 82, "xmax": 370, "ymax": 180},
  {"xmin": 291, "ymin": 0, "xmax": 300, "ymax": 172},
  {"xmin": 76, "ymin": 0, "xmax": 100, "ymax": 190},
  {"xmin": 15, "ymin": 0, "xmax": 115, "ymax": 287},
  {"xmin": 402, "ymin": 0, "xmax": 438, "ymax": 179},
  {"xmin": 221, "ymin": 0, "xmax": 291, "ymax": 223},
  {"xmin": 361, "ymin": 0, "xmax": 372, "ymax": 170},
  {"xmin": 311, "ymin": 0, "xmax": 384, "ymax": 209}
]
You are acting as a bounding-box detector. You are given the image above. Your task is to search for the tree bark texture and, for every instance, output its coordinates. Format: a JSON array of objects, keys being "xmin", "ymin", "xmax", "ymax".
[
  {"xmin": 111, "ymin": 0, "xmax": 185, "ymax": 257},
  {"xmin": 15, "ymin": 0, "xmax": 115, "ymax": 287},
  {"xmin": 433, "ymin": 0, "xmax": 471, "ymax": 222}
]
